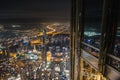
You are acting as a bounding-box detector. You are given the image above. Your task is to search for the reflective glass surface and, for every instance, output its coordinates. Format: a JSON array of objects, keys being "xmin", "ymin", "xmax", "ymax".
[
  {"xmin": 108, "ymin": 57, "xmax": 120, "ymax": 72},
  {"xmin": 82, "ymin": 0, "xmax": 103, "ymax": 57},
  {"xmin": 114, "ymin": 27, "xmax": 120, "ymax": 58},
  {"xmin": 114, "ymin": 4, "xmax": 120, "ymax": 58}
]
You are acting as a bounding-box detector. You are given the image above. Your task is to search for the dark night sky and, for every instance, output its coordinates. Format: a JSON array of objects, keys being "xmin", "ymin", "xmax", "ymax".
[{"xmin": 0, "ymin": 0, "xmax": 70, "ymax": 23}]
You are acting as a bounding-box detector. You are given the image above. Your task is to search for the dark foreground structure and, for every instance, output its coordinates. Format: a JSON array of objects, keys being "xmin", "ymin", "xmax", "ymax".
[{"xmin": 71, "ymin": 0, "xmax": 120, "ymax": 80}]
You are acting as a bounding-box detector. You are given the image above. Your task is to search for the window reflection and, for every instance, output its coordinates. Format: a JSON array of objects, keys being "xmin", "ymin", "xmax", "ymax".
[
  {"xmin": 113, "ymin": 3, "xmax": 120, "ymax": 58},
  {"xmin": 81, "ymin": 42, "xmax": 99, "ymax": 58},
  {"xmin": 114, "ymin": 28, "xmax": 120, "ymax": 58},
  {"xmin": 81, "ymin": 0, "xmax": 103, "ymax": 57},
  {"xmin": 108, "ymin": 57, "xmax": 120, "ymax": 72}
]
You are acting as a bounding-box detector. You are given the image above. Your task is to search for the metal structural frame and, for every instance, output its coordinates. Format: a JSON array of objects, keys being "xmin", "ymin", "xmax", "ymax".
[{"xmin": 71, "ymin": 0, "xmax": 120, "ymax": 80}]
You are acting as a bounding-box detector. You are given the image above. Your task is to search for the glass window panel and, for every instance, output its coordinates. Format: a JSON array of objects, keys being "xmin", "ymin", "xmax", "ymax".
[
  {"xmin": 114, "ymin": 3, "xmax": 120, "ymax": 58},
  {"xmin": 108, "ymin": 57, "xmax": 120, "ymax": 72},
  {"xmin": 82, "ymin": 0, "xmax": 103, "ymax": 57},
  {"xmin": 114, "ymin": 27, "xmax": 120, "ymax": 58}
]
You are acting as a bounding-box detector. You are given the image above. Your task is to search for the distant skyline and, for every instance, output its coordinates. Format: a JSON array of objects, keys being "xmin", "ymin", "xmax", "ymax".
[{"xmin": 0, "ymin": 0, "xmax": 70, "ymax": 23}]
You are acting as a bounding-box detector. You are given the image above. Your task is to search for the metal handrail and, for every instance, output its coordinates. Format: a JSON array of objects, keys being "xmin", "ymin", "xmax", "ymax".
[
  {"xmin": 81, "ymin": 57, "xmax": 98, "ymax": 71},
  {"xmin": 107, "ymin": 54, "xmax": 120, "ymax": 62},
  {"xmin": 81, "ymin": 42, "xmax": 100, "ymax": 51},
  {"xmin": 106, "ymin": 64, "xmax": 120, "ymax": 74}
]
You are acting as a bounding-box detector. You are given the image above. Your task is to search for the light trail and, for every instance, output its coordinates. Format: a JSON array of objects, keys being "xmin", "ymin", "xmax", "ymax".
[
  {"xmin": 46, "ymin": 25, "xmax": 56, "ymax": 33},
  {"xmin": 38, "ymin": 24, "xmax": 69, "ymax": 36}
]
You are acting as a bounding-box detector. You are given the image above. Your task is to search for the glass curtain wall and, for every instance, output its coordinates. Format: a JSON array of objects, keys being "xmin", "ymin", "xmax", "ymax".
[{"xmin": 107, "ymin": 0, "xmax": 120, "ymax": 73}]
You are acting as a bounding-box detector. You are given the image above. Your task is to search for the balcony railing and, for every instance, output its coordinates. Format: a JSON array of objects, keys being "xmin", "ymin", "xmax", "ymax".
[{"xmin": 81, "ymin": 42, "xmax": 100, "ymax": 58}]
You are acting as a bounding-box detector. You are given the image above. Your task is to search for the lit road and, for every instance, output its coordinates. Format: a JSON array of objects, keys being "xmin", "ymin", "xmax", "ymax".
[{"xmin": 39, "ymin": 23, "xmax": 70, "ymax": 36}]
